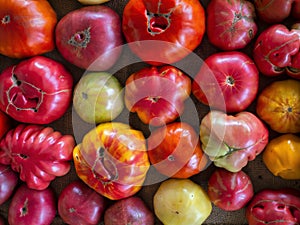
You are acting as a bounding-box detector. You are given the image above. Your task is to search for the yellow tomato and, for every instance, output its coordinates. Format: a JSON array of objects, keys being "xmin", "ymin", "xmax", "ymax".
[
  {"xmin": 263, "ymin": 134, "xmax": 300, "ymax": 180},
  {"xmin": 153, "ymin": 178, "xmax": 212, "ymax": 225}
]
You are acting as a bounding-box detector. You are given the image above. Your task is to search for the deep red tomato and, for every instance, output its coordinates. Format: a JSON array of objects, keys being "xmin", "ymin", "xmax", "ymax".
[
  {"xmin": 208, "ymin": 168, "xmax": 254, "ymax": 211},
  {"xmin": 0, "ymin": 0, "xmax": 57, "ymax": 58},
  {"xmin": 246, "ymin": 188, "xmax": 300, "ymax": 225},
  {"xmin": 192, "ymin": 51, "xmax": 259, "ymax": 113},
  {"xmin": 125, "ymin": 66, "xmax": 191, "ymax": 126},
  {"xmin": 0, "ymin": 56, "xmax": 73, "ymax": 124},
  {"xmin": 122, "ymin": 0, "xmax": 205, "ymax": 65},
  {"xmin": 58, "ymin": 180, "xmax": 106, "ymax": 225},
  {"xmin": 0, "ymin": 110, "xmax": 11, "ymax": 140},
  {"xmin": 0, "ymin": 164, "xmax": 18, "ymax": 205},
  {"xmin": 147, "ymin": 122, "xmax": 208, "ymax": 178},
  {"xmin": 206, "ymin": 0, "xmax": 257, "ymax": 50},
  {"xmin": 73, "ymin": 122, "xmax": 150, "ymax": 200}
]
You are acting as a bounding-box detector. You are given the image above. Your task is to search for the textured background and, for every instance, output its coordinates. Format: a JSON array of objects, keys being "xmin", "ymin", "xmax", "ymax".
[{"xmin": 0, "ymin": 0, "xmax": 299, "ymax": 224}]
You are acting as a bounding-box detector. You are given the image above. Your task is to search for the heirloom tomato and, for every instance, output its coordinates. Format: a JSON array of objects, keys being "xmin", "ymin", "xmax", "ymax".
[
  {"xmin": 192, "ymin": 51, "xmax": 259, "ymax": 113},
  {"xmin": 0, "ymin": 0, "xmax": 57, "ymax": 58},
  {"xmin": 122, "ymin": 0, "xmax": 205, "ymax": 65},
  {"xmin": 256, "ymin": 79, "xmax": 300, "ymax": 133},
  {"xmin": 208, "ymin": 168, "xmax": 254, "ymax": 211},
  {"xmin": 200, "ymin": 110, "xmax": 269, "ymax": 172},
  {"xmin": 0, "ymin": 164, "xmax": 18, "ymax": 205},
  {"xmin": 125, "ymin": 66, "xmax": 191, "ymax": 126},
  {"xmin": 55, "ymin": 5, "xmax": 123, "ymax": 71},
  {"xmin": 0, "ymin": 124, "xmax": 75, "ymax": 190},
  {"xmin": 58, "ymin": 180, "xmax": 106, "ymax": 225},
  {"xmin": 246, "ymin": 188, "xmax": 300, "ymax": 225},
  {"xmin": 73, "ymin": 122, "xmax": 150, "ymax": 200},
  {"xmin": 263, "ymin": 134, "xmax": 300, "ymax": 180},
  {"xmin": 253, "ymin": 24, "xmax": 300, "ymax": 78},
  {"xmin": 147, "ymin": 122, "xmax": 208, "ymax": 178},
  {"xmin": 254, "ymin": 0, "xmax": 300, "ymax": 23},
  {"xmin": 206, "ymin": 0, "xmax": 257, "ymax": 51},
  {"xmin": 0, "ymin": 56, "xmax": 73, "ymax": 124},
  {"xmin": 8, "ymin": 184, "xmax": 56, "ymax": 225},
  {"xmin": 153, "ymin": 179, "xmax": 212, "ymax": 225},
  {"xmin": 0, "ymin": 110, "xmax": 11, "ymax": 140}
]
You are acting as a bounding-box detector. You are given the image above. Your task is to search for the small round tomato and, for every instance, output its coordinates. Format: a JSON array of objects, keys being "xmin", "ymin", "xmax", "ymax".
[
  {"xmin": 0, "ymin": 0, "xmax": 57, "ymax": 58},
  {"xmin": 147, "ymin": 122, "xmax": 208, "ymax": 178},
  {"xmin": 73, "ymin": 122, "xmax": 150, "ymax": 200},
  {"xmin": 256, "ymin": 79, "xmax": 300, "ymax": 133},
  {"xmin": 0, "ymin": 110, "xmax": 11, "ymax": 140},
  {"xmin": 122, "ymin": 0, "xmax": 205, "ymax": 65},
  {"xmin": 153, "ymin": 179, "xmax": 212, "ymax": 225}
]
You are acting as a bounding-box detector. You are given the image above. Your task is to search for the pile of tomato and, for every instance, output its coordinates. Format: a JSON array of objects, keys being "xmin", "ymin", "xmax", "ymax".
[{"xmin": 0, "ymin": 0, "xmax": 300, "ymax": 224}]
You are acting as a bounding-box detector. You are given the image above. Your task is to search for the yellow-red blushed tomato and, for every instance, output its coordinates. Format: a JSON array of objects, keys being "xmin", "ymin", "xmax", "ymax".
[
  {"xmin": 73, "ymin": 122, "xmax": 150, "ymax": 200},
  {"xmin": 256, "ymin": 79, "xmax": 300, "ymax": 133},
  {"xmin": 0, "ymin": 0, "xmax": 57, "ymax": 58}
]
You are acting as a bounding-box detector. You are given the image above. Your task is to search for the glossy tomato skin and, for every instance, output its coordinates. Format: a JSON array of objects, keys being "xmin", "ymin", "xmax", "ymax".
[
  {"xmin": 8, "ymin": 184, "xmax": 56, "ymax": 225},
  {"xmin": 55, "ymin": 5, "xmax": 123, "ymax": 71},
  {"xmin": 206, "ymin": 0, "xmax": 257, "ymax": 51},
  {"xmin": 73, "ymin": 122, "xmax": 150, "ymax": 200},
  {"xmin": 147, "ymin": 122, "xmax": 208, "ymax": 178},
  {"xmin": 254, "ymin": 0, "xmax": 300, "ymax": 23},
  {"xmin": 208, "ymin": 168, "xmax": 253, "ymax": 211},
  {"xmin": 0, "ymin": 56, "xmax": 73, "ymax": 124},
  {"xmin": 192, "ymin": 51, "xmax": 259, "ymax": 113},
  {"xmin": 0, "ymin": 164, "xmax": 18, "ymax": 205},
  {"xmin": 256, "ymin": 79, "xmax": 300, "ymax": 133},
  {"xmin": 0, "ymin": 124, "xmax": 75, "ymax": 190},
  {"xmin": 200, "ymin": 110, "xmax": 269, "ymax": 172},
  {"xmin": 0, "ymin": 110, "xmax": 11, "ymax": 140},
  {"xmin": 246, "ymin": 188, "xmax": 300, "ymax": 225},
  {"xmin": 253, "ymin": 24, "xmax": 300, "ymax": 77},
  {"xmin": 58, "ymin": 180, "xmax": 106, "ymax": 225},
  {"xmin": 122, "ymin": 0, "xmax": 205, "ymax": 65},
  {"xmin": 125, "ymin": 66, "xmax": 191, "ymax": 126},
  {"xmin": 0, "ymin": 0, "xmax": 57, "ymax": 58}
]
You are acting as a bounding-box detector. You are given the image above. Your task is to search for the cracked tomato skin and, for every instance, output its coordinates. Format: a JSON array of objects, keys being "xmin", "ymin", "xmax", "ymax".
[
  {"xmin": 246, "ymin": 188, "xmax": 300, "ymax": 225},
  {"xmin": 125, "ymin": 66, "xmax": 191, "ymax": 126},
  {"xmin": 200, "ymin": 110, "xmax": 269, "ymax": 172},
  {"xmin": 256, "ymin": 79, "xmax": 300, "ymax": 133},
  {"xmin": 0, "ymin": 124, "xmax": 75, "ymax": 190},
  {"xmin": 122, "ymin": 0, "xmax": 205, "ymax": 65},
  {"xmin": 206, "ymin": 0, "xmax": 258, "ymax": 51},
  {"xmin": 0, "ymin": 56, "xmax": 73, "ymax": 124},
  {"xmin": 0, "ymin": 0, "xmax": 57, "ymax": 58},
  {"xmin": 253, "ymin": 24, "xmax": 300, "ymax": 77},
  {"xmin": 73, "ymin": 122, "xmax": 150, "ymax": 200}
]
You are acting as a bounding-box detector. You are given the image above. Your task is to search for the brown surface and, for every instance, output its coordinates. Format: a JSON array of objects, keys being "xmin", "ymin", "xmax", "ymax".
[{"xmin": 0, "ymin": 0, "xmax": 299, "ymax": 224}]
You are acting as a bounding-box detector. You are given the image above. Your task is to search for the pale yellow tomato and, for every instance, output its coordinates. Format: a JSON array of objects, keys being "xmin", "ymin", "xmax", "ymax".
[
  {"xmin": 153, "ymin": 178, "xmax": 212, "ymax": 225},
  {"xmin": 77, "ymin": 0, "xmax": 110, "ymax": 5}
]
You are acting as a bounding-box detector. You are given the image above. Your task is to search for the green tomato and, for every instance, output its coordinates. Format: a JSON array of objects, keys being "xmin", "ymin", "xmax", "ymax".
[
  {"xmin": 153, "ymin": 178, "xmax": 212, "ymax": 225},
  {"xmin": 73, "ymin": 72, "xmax": 124, "ymax": 124}
]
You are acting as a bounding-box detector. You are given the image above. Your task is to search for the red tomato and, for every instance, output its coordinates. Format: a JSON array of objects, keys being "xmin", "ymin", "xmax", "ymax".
[
  {"xmin": 147, "ymin": 122, "xmax": 208, "ymax": 178},
  {"xmin": 125, "ymin": 66, "xmax": 191, "ymax": 126},
  {"xmin": 122, "ymin": 0, "xmax": 205, "ymax": 65},
  {"xmin": 206, "ymin": 0, "xmax": 257, "ymax": 50},
  {"xmin": 73, "ymin": 122, "xmax": 150, "ymax": 200},
  {"xmin": 207, "ymin": 168, "xmax": 254, "ymax": 211},
  {"xmin": 192, "ymin": 51, "xmax": 259, "ymax": 113},
  {"xmin": 0, "ymin": 164, "xmax": 18, "ymax": 205},
  {"xmin": 0, "ymin": 0, "xmax": 57, "ymax": 58},
  {"xmin": 0, "ymin": 110, "xmax": 11, "ymax": 140}
]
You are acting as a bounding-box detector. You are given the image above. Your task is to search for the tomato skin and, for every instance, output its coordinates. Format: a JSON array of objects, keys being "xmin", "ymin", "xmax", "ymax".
[
  {"xmin": 0, "ymin": 0, "xmax": 57, "ymax": 58},
  {"xmin": 125, "ymin": 66, "xmax": 191, "ymax": 126},
  {"xmin": 73, "ymin": 122, "xmax": 150, "ymax": 200},
  {"xmin": 0, "ymin": 164, "xmax": 18, "ymax": 205},
  {"xmin": 206, "ymin": 0, "xmax": 257, "ymax": 51},
  {"xmin": 256, "ymin": 79, "xmax": 300, "ymax": 133},
  {"xmin": 147, "ymin": 122, "xmax": 208, "ymax": 178},
  {"xmin": 0, "ymin": 110, "xmax": 11, "ymax": 140},
  {"xmin": 192, "ymin": 51, "xmax": 259, "ymax": 113},
  {"xmin": 122, "ymin": 0, "xmax": 205, "ymax": 65}
]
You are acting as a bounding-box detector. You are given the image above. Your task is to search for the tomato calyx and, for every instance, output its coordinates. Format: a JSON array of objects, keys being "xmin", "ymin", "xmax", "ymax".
[
  {"xmin": 1, "ymin": 15, "xmax": 10, "ymax": 24},
  {"xmin": 21, "ymin": 198, "xmax": 29, "ymax": 216},
  {"xmin": 225, "ymin": 76, "xmax": 235, "ymax": 86},
  {"xmin": 146, "ymin": 11, "xmax": 171, "ymax": 35},
  {"xmin": 68, "ymin": 27, "xmax": 91, "ymax": 48}
]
